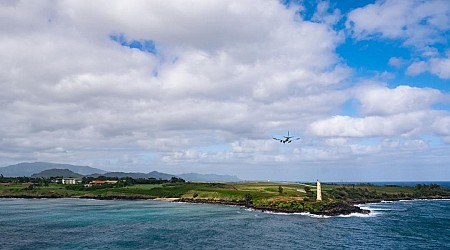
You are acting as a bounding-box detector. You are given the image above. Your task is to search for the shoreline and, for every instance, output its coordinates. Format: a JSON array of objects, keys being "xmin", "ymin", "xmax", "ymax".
[
  {"xmin": 0, "ymin": 194, "xmax": 369, "ymax": 216},
  {"xmin": 1, "ymin": 194, "xmax": 450, "ymax": 216}
]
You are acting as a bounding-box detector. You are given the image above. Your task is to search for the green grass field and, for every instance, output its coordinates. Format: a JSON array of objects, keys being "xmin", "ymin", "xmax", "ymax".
[{"xmin": 1, "ymin": 181, "xmax": 448, "ymax": 204}]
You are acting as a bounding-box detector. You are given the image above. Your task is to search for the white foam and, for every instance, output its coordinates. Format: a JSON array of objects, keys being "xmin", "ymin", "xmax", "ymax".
[
  {"xmin": 246, "ymin": 206, "xmax": 380, "ymax": 218},
  {"xmin": 259, "ymin": 210, "xmax": 291, "ymax": 215},
  {"xmin": 356, "ymin": 204, "xmax": 383, "ymax": 215},
  {"xmin": 337, "ymin": 212, "xmax": 379, "ymax": 218}
]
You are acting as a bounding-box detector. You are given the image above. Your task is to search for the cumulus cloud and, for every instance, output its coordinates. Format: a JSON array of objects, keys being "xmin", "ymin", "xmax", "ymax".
[
  {"xmin": 347, "ymin": 0, "xmax": 450, "ymax": 79},
  {"xmin": 308, "ymin": 112, "xmax": 429, "ymax": 138},
  {"xmin": 346, "ymin": 0, "xmax": 450, "ymax": 49},
  {"xmin": 429, "ymin": 56, "xmax": 450, "ymax": 79},
  {"xmin": 388, "ymin": 57, "xmax": 405, "ymax": 68},
  {"xmin": 354, "ymin": 84, "xmax": 442, "ymax": 115},
  {"xmin": 309, "ymin": 83, "xmax": 448, "ymax": 140},
  {"xmin": 404, "ymin": 51, "xmax": 450, "ymax": 79},
  {"xmin": 406, "ymin": 61, "xmax": 429, "ymax": 76},
  {"xmin": 0, "ymin": 1, "xmax": 349, "ymax": 170},
  {"xmin": 432, "ymin": 116, "xmax": 450, "ymax": 142}
]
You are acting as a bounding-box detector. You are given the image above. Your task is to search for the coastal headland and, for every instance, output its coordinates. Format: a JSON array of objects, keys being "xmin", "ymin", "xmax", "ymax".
[{"xmin": 1, "ymin": 178, "xmax": 449, "ymax": 216}]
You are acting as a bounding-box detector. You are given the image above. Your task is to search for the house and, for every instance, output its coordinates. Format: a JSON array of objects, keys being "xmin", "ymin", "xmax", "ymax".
[
  {"xmin": 90, "ymin": 180, "xmax": 107, "ymax": 185},
  {"xmin": 89, "ymin": 180, "xmax": 118, "ymax": 185},
  {"xmin": 61, "ymin": 178, "xmax": 81, "ymax": 184}
]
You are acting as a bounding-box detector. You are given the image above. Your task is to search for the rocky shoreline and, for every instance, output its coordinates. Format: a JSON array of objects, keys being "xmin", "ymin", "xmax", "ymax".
[
  {"xmin": 177, "ymin": 195, "xmax": 450, "ymax": 216},
  {"xmin": 177, "ymin": 198, "xmax": 370, "ymax": 216}
]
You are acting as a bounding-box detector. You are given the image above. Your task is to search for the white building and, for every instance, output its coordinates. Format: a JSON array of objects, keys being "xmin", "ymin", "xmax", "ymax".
[
  {"xmin": 61, "ymin": 178, "xmax": 81, "ymax": 184},
  {"xmin": 316, "ymin": 179, "xmax": 322, "ymax": 201}
]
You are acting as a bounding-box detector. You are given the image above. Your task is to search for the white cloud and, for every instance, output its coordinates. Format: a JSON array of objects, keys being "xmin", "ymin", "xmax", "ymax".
[
  {"xmin": 406, "ymin": 61, "xmax": 429, "ymax": 76},
  {"xmin": 308, "ymin": 113, "xmax": 427, "ymax": 138},
  {"xmin": 354, "ymin": 84, "xmax": 442, "ymax": 115},
  {"xmin": 388, "ymin": 57, "xmax": 405, "ymax": 68},
  {"xmin": 311, "ymin": 1, "xmax": 341, "ymax": 25},
  {"xmin": 231, "ymin": 139, "xmax": 277, "ymax": 153},
  {"xmin": 405, "ymin": 53, "xmax": 450, "ymax": 79},
  {"xmin": 0, "ymin": 1, "xmax": 348, "ymax": 170},
  {"xmin": 347, "ymin": 0, "xmax": 450, "ymax": 80},
  {"xmin": 346, "ymin": 0, "xmax": 450, "ymax": 49},
  {"xmin": 429, "ymin": 56, "xmax": 450, "ymax": 79},
  {"xmin": 432, "ymin": 116, "xmax": 450, "ymax": 138}
]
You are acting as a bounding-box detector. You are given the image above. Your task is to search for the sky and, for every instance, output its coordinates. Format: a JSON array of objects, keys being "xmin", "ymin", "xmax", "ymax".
[{"xmin": 1, "ymin": 0, "xmax": 450, "ymax": 181}]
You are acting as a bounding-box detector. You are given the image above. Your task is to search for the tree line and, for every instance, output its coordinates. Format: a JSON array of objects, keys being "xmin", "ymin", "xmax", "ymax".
[{"xmin": 0, "ymin": 175, "xmax": 185, "ymax": 190}]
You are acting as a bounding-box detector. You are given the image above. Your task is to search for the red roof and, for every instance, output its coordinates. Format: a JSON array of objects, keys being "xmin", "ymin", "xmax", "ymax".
[{"xmin": 90, "ymin": 180, "xmax": 107, "ymax": 185}]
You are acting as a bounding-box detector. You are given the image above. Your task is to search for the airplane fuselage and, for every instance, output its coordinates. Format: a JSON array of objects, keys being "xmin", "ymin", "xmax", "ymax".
[{"xmin": 273, "ymin": 131, "xmax": 299, "ymax": 144}]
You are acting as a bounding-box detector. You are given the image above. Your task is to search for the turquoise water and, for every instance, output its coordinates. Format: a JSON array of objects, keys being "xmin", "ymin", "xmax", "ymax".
[{"xmin": 0, "ymin": 198, "xmax": 449, "ymax": 249}]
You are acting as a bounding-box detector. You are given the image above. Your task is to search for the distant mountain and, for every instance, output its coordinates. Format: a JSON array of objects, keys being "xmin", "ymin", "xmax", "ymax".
[
  {"xmin": 0, "ymin": 162, "xmax": 107, "ymax": 177},
  {"xmin": 31, "ymin": 169, "xmax": 84, "ymax": 178},
  {"xmin": 178, "ymin": 173, "xmax": 241, "ymax": 182},
  {"xmin": 0, "ymin": 162, "xmax": 241, "ymax": 182},
  {"xmin": 88, "ymin": 171, "xmax": 176, "ymax": 180}
]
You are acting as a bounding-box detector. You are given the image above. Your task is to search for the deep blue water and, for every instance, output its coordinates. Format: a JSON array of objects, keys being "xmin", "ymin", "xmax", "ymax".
[{"xmin": 0, "ymin": 198, "xmax": 449, "ymax": 249}]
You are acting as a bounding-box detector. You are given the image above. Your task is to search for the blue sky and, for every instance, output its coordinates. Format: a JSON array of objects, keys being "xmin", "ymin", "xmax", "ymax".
[{"xmin": 1, "ymin": 0, "xmax": 449, "ymax": 181}]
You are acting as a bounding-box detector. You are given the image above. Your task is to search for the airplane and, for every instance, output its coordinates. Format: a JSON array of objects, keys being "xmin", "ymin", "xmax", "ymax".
[{"xmin": 273, "ymin": 131, "xmax": 300, "ymax": 144}]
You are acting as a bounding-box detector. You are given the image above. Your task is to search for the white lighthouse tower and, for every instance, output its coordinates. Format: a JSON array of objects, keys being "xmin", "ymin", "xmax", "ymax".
[{"xmin": 316, "ymin": 179, "xmax": 322, "ymax": 201}]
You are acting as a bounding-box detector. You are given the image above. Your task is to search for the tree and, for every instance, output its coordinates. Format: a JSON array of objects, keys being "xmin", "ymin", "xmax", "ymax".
[
  {"xmin": 244, "ymin": 193, "xmax": 253, "ymax": 204},
  {"xmin": 278, "ymin": 185, "xmax": 283, "ymax": 194},
  {"xmin": 170, "ymin": 177, "xmax": 186, "ymax": 183}
]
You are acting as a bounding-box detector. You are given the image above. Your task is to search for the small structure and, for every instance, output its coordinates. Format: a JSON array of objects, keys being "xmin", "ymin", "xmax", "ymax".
[
  {"xmin": 90, "ymin": 180, "xmax": 107, "ymax": 185},
  {"xmin": 316, "ymin": 179, "xmax": 322, "ymax": 201},
  {"xmin": 62, "ymin": 178, "xmax": 81, "ymax": 185},
  {"xmin": 89, "ymin": 180, "xmax": 118, "ymax": 185}
]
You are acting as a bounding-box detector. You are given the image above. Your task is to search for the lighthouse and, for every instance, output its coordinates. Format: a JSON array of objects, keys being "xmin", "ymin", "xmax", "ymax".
[{"xmin": 316, "ymin": 179, "xmax": 322, "ymax": 201}]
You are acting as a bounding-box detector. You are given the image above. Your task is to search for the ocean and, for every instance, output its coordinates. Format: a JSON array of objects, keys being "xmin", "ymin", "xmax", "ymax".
[{"xmin": 0, "ymin": 198, "xmax": 449, "ymax": 249}]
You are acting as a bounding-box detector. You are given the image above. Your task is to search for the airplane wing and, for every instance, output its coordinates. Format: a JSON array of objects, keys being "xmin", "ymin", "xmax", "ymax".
[{"xmin": 273, "ymin": 137, "xmax": 282, "ymax": 141}]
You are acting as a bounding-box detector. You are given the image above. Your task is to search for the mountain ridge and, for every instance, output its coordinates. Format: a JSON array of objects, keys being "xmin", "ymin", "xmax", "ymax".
[
  {"xmin": 0, "ymin": 162, "xmax": 107, "ymax": 177},
  {"xmin": 0, "ymin": 162, "xmax": 242, "ymax": 182}
]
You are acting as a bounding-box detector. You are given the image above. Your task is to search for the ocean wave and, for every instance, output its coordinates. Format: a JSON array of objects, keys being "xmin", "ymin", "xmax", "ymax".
[
  {"xmin": 357, "ymin": 205, "xmax": 388, "ymax": 211},
  {"xmin": 246, "ymin": 209, "xmax": 329, "ymax": 218},
  {"xmin": 295, "ymin": 212, "xmax": 331, "ymax": 218},
  {"xmin": 246, "ymin": 207, "xmax": 380, "ymax": 218},
  {"xmin": 356, "ymin": 205, "xmax": 385, "ymax": 215},
  {"xmin": 337, "ymin": 212, "xmax": 379, "ymax": 218},
  {"xmin": 412, "ymin": 198, "xmax": 450, "ymax": 201},
  {"xmin": 262, "ymin": 211, "xmax": 292, "ymax": 215}
]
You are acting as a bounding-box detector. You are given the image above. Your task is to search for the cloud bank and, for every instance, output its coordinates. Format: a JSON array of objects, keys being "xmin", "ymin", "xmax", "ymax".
[{"xmin": 0, "ymin": 0, "xmax": 449, "ymax": 181}]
